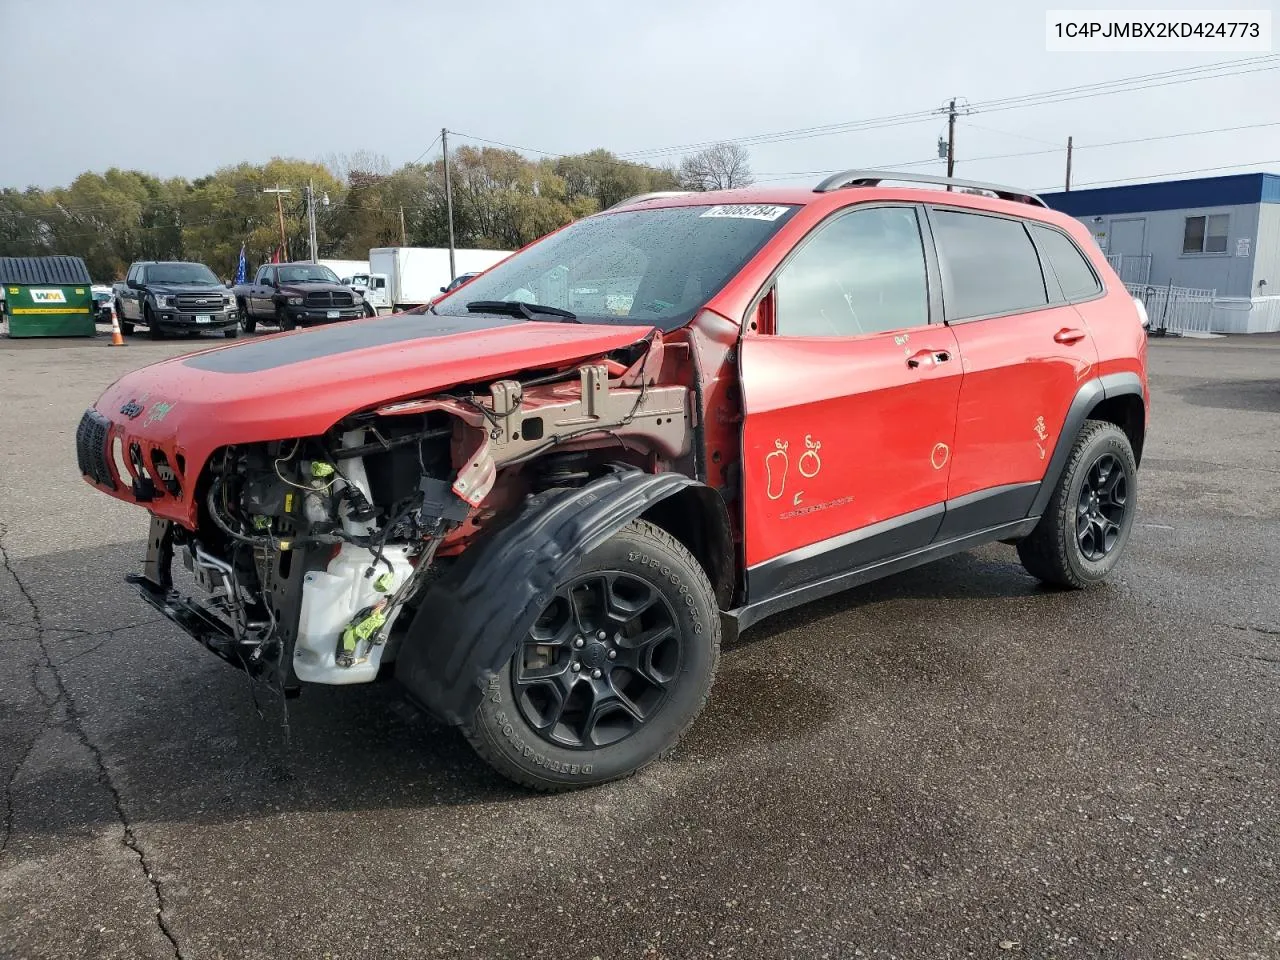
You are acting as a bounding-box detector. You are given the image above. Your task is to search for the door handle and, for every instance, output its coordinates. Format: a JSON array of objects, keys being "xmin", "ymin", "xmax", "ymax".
[
  {"xmin": 907, "ymin": 349, "xmax": 951, "ymax": 368},
  {"xmin": 1054, "ymin": 327, "xmax": 1087, "ymax": 345}
]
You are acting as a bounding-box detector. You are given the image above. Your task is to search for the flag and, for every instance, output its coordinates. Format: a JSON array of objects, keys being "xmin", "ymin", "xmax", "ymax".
[
  {"xmin": 234, "ymin": 243, "xmax": 247, "ymax": 285},
  {"xmin": 271, "ymin": 247, "xmax": 282, "ymax": 264}
]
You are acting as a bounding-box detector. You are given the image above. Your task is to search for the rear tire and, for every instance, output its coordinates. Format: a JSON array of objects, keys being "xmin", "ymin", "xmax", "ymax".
[
  {"xmin": 238, "ymin": 300, "xmax": 255, "ymax": 334},
  {"xmin": 462, "ymin": 519, "xmax": 721, "ymax": 792},
  {"xmin": 1018, "ymin": 420, "xmax": 1137, "ymax": 589}
]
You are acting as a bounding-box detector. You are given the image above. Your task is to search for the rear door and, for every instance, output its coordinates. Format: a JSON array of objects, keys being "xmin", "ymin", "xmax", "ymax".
[
  {"xmin": 739, "ymin": 203, "xmax": 962, "ymax": 600},
  {"xmin": 925, "ymin": 206, "xmax": 1101, "ymax": 538}
]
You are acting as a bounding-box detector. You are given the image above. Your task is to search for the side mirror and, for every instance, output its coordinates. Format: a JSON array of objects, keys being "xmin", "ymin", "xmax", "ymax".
[{"xmin": 439, "ymin": 286, "xmax": 447, "ymax": 293}]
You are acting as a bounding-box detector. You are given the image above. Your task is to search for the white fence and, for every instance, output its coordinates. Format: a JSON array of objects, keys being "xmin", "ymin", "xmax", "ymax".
[
  {"xmin": 1204, "ymin": 296, "xmax": 1280, "ymax": 334},
  {"xmin": 1126, "ymin": 284, "xmax": 1280, "ymax": 335},
  {"xmin": 1127, "ymin": 283, "xmax": 1216, "ymax": 335},
  {"xmin": 1106, "ymin": 253, "xmax": 1152, "ymax": 285}
]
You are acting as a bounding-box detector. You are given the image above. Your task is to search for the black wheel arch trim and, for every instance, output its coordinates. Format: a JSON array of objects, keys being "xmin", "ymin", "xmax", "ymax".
[
  {"xmin": 1028, "ymin": 371, "xmax": 1143, "ymax": 518},
  {"xmin": 394, "ymin": 468, "xmax": 726, "ymax": 726}
]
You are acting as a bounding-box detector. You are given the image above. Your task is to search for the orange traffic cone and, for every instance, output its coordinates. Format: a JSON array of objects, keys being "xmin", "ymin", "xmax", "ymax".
[{"xmin": 107, "ymin": 303, "xmax": 126, "ymax": 347}]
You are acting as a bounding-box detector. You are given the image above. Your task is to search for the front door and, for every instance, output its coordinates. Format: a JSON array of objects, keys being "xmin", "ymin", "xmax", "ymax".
[
  {"xmin": 253, "ymin": 267, "xmax": 275, "ymax": 315},
  {"xmin": 739, "ymin": 204, "xmax": 962, "ymax": 601}
]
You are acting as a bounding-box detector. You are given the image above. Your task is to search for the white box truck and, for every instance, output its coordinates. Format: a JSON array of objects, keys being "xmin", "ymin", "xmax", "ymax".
[
  {"xmin": 369, "ymin": 247, "xmax": 512, "ymax": 312},
  {"xmin": 318, "ymin": 259, "xmax": 369, "ymax": 280},
  {"xmin": 321, "ymin": 259, "xmax": 391, "ymax": 315}
]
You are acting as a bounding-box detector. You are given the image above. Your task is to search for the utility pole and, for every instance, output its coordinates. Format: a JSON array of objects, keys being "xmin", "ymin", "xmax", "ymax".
[
  {"xmin": 399, "ymin": 205, "xmax": 407, "ymax": 246},
  {"xmin": 945, "ymin": 98, "xmax": 957, "ymax": 184},
  {"xmin": 263, "ymin": 186, "xmax": 291, "ymax": 261},
  {"xmin": 305, "ymin": 179, "xmax": 319, "ymax": 263},
  {"xmin": 441, "ymin": 127, "xmax": 456, "ymax": 282},
  {"xmin": 1065, "ymin": 136, "xmax": 1074, "ymax": 192}
]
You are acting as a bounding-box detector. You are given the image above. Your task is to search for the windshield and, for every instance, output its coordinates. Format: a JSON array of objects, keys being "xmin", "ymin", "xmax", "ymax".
[
  {"xmin": 430, "ymin": 203, "xmax": 797, "ymax": 330},
  {"xmin": 148, "ymin": 262, "xmax": 220, "ymax": 285},
  {"xmin": 277, "ymin": 264, "xmax": 341, "ymax": 284}
]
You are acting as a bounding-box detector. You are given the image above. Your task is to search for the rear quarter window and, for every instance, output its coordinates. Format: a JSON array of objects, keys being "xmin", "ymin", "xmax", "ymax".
[
  {"xmin": 929, "ymin": 209, "xmax": 1048, "ymax": 320},
  {"xmin": 1030, "ymin": 224, "xmax": 1103, "ymax": 302}
]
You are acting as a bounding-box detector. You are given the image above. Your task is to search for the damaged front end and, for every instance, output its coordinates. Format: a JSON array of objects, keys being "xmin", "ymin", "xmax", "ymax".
[{"xmin": 115, "ymin": 330, "xmax": 695, "ymax": 699}]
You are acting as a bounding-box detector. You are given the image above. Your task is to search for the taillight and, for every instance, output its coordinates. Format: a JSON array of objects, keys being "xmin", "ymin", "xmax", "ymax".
[{"xmin": 1132, "ymin": 297, "xmax": 1149, "ymax": 330}]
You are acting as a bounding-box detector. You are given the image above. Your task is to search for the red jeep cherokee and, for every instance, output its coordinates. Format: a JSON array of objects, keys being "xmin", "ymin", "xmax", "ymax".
[{"xmin": 76, "ymin": 170, "xmax": 1149, "ymax": 790}]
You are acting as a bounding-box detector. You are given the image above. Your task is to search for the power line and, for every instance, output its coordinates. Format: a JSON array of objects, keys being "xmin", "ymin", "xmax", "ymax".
[
  {"xmin": 1034, "ymin": 158, "xmax": 1280, "ymax": 192},
  {"xmin": 410, "ymin": 132, "xmax": 442, "ymax": 166},
  {"xmin": 615, "ymin": 55, "xmax": 1280, "ymax": 159},
  {"xmin": 959, "ymin": 119, "xmax": 1063, "ymax": 148},
  {"xmin": 752, "ymin": 118, "xmax": 1280, "ymax": 182},
  {"xmin": 446, "ymin": 58, "xmax": 1280, "ymax": 179}
]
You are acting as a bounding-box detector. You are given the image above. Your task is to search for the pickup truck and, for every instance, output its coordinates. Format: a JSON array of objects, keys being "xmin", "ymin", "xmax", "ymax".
[
  {"xmin": 112, "ymin": 261, "xmax": 239, "ymax": 339},
  {"xmin": 233, "ymin": 262, "xmax": 367, "ymax": 333}
]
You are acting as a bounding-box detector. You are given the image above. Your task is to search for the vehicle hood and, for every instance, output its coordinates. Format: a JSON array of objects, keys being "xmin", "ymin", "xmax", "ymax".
[
  {"xmin": 92, "ymin": 312, "xmax": 657, "ymax": 514},
  {"xmin": 277, "ymin": 281, "xmax": 353, "ymax": 295}
]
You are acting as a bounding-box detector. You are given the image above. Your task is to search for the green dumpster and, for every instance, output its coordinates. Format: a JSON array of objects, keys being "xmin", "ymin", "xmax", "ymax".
[{"xmin": 1, "ymin": 256, "xmax": 96, "ymax": 338}]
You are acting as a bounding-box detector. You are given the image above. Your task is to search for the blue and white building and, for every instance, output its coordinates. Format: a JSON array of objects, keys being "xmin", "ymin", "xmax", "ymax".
[{"xmin": 1041, "ymin": 173, "xmax": 1280, "ymax": 333}]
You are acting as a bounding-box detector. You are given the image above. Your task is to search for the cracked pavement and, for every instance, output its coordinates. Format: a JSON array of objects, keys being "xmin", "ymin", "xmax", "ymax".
[{"xmin": 1, "ymin": 331, "xmax": 1278, "ymax": 960}]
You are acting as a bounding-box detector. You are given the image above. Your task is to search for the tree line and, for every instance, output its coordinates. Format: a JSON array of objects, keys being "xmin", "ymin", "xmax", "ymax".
[{"xmin": 0, "ymin": 143, "xmax": 753, "ymax": 282}]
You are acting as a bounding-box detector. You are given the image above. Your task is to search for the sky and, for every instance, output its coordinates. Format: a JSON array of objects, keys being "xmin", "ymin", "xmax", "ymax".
[{"xmin": 1, "ymin": 0, "xmax": 1277, "ymax": 193}]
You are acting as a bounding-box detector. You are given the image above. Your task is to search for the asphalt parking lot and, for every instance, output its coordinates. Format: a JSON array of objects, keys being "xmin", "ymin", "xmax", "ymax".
[{"xmin": 1, "ymin": 329, "xmax": 1277, "ymax": 960}]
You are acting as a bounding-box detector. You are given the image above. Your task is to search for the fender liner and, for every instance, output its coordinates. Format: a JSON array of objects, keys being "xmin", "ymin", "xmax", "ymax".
[
  {"xmin": 394, "ymin": 467, "xmax": 711, "ymax": 726},
  {"xmin": 1029, "ymin": 371, "xmax": 1144, "ymax": 518}
]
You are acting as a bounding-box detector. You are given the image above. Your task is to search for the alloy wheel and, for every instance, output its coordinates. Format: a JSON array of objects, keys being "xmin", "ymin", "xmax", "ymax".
[
  {"xmin": 1076, "ymin": 453, "xmax": 1128, "ymax": 561},
  {"xmin": 513, "ymin": 571, "xmax": 682, "ymax": 749}
]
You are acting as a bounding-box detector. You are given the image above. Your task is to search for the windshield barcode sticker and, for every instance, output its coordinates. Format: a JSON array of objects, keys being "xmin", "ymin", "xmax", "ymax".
[{"xmin": 700, "ymin": 204, "xmax": 790, "ymax": 222}]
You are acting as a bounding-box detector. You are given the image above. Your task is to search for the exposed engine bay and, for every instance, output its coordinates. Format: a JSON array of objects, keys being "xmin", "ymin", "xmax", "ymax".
[{"xmin": 131, "ymin": 333, "xmax": 694, "ymax": 695}]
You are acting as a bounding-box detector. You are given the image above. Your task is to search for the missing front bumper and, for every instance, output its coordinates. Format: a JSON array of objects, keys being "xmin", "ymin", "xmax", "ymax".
[{"xmin": 127, "ymin": 516, "xmax": 301, "ymax": 691}]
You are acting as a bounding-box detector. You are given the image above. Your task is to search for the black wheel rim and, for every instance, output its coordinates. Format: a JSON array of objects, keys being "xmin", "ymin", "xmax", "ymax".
[
  {"xmin": 1076, "ymin": 453, "xmax": 1128, "ymax": 561},
  {"xmin": 513, "ymin": 571, "xmax": 682, "ymax": 750}
]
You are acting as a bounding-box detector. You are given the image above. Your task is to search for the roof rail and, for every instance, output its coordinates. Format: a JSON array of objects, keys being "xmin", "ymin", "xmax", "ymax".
[
  {"xmin": 606, "ymin": 190, "xmax": 694, "ymax": 211},
  {"xmin": 813, "ymin": 169, "xmax": 1047, "ymax": 207}
]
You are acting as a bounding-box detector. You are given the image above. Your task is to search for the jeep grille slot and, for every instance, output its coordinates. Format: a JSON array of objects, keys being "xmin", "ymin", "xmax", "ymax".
[
  {"xmin": 75, "ymin": 409, "xmax": 116, "ymax": 490},
  {"xmin": 150, "ymin": 448, "xmax": 182, "ymax": 497}
]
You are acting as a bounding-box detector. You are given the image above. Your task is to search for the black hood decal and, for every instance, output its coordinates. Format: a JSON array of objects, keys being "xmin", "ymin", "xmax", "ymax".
[{"xmin": 183, "ymin": 312, "xmax": 522, "ymax": 374}]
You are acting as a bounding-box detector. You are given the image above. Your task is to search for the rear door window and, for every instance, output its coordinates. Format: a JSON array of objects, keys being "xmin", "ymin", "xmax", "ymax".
[
  {"xmin": 929, "ymin": 209, "xmax": 1048, "ymax": 320},
  {"xmin": 1030, "ymin": 225, "xmax": 1103, "ymax": 302}
]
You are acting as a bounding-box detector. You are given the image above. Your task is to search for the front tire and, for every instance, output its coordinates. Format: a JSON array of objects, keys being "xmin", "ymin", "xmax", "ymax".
[
  {"xmin": 277, "ymin": 305, "xmax": 296, "ymax": 331},
  {"xmin": 462, "ymin": 520, "xmax": 721, "ymax": 791},
  {"xmin": 144, "ymin": 305, "xmax": 163, "ymax": 340},
  {"xmin": 1018, "ymin": 420, "xmax": 1137, "ymax": 589},
  {"xmin": 114, "ymin": 301, "xmax": 134, "ymax": 335},
  {"xmin": 223, "ymin": 327, "xmax": 238, "ymax": 339}
]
